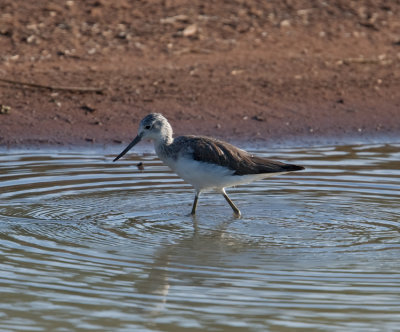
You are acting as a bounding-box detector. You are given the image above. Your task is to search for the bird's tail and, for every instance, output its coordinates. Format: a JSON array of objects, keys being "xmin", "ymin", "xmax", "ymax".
[{"xmin": 283, "ymin": 164, "xmax": 305, "ymax": 172}]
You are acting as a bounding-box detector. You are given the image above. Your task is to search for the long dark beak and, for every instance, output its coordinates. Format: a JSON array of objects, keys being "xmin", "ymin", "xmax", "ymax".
[{"xmin": 113, "ymin": 134, "xmax": 142, "ymax": 162}]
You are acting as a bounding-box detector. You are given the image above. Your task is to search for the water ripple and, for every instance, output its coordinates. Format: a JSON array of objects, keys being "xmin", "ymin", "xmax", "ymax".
[{"xmin": 0, "ymin": 143, "xmax": 400, "ymax": 331}]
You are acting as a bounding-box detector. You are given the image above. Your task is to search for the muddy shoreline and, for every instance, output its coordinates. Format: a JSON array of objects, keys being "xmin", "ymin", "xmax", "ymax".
[{"xmin": 1, "ymin": 1, "xmax": 399, "ymax": 148}]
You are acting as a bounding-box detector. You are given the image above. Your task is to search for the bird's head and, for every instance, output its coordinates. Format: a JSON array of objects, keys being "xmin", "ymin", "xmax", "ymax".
[{"xmin": 113, "ymin": 113, "xmax": 172, "ymax": 162}]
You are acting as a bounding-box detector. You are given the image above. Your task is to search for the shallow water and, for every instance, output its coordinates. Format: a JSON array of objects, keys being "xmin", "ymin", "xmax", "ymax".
[{"xmin": 0, "ymin": 143, "xmax": 400, "ymax": 331}]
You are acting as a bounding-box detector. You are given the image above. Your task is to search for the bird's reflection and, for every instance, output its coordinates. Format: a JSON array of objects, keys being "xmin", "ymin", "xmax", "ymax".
[
  {"xmin": 133, "ymin": 215, "xmax": 250, "ymax": 316},
  {"xmin": 134, "ymin": 249, "xmax": 170, "ymax": 315}
]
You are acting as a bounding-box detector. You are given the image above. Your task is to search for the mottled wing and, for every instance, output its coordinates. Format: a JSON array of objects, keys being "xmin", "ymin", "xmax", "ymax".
[{"xmin": 181, "ymin": 136, "xmax": 304, "ymax": 175}]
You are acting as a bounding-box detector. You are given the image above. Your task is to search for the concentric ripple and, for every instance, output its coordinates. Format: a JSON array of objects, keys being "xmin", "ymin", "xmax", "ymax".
[{"xmin": 0, "ymin": 143, "xmax": 399, "ymax": 331}]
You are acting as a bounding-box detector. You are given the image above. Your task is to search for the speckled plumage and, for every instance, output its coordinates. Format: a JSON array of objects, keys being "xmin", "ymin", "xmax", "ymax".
[{"xmin": 114, "ymin": 113, "xmax": 304, "ymax": 216}]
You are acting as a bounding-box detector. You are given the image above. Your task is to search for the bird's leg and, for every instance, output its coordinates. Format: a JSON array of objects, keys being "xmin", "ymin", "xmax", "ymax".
[
  {"xmin": 190, "ymin": 192, "xmax": 200, "ymax": 215},
  {"xmin": 222, "ymin": 189, "xmax": 241, "ymax": 217}
]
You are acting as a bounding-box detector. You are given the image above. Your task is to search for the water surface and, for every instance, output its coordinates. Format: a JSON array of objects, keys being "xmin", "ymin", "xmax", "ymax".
[{"xmin": 0, "ymin": 144, "xmax": 400, "ymax": 331}]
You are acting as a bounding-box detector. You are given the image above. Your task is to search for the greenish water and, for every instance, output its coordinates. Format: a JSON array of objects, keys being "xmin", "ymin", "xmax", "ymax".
[{"xmin": 0, "ymin": 143, "xmax": 399, "ymax": 331}]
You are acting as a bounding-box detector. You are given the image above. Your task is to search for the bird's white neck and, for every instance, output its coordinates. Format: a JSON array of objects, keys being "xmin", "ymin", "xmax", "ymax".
[
  {"xmin": 154, "ymin": 134, "xmax": 174, "ymax": 160},
  {"xmin": 150, "ymin": 119, "xmax": 175, "ymax": 160},
  {"xmin": 159, "ymin": 121, "xmax": 173, "ymax": 143}
]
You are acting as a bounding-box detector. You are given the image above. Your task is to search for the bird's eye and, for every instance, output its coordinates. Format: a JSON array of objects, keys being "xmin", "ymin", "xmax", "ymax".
[{"xmin": 144, "ymin": 125, "xmax": 151, "ymax": 129}]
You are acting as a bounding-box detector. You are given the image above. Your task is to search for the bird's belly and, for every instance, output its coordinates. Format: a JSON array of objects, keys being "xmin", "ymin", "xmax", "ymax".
[{"xmin": 164, "ymin": 157, "xmax": 281, "ymax": 192}]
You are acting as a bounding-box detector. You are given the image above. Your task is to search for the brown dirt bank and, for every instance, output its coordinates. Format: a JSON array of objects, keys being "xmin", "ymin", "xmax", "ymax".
[{"xmin": 1, "ymin": 0, "xmax": 400, "ymax": 148}]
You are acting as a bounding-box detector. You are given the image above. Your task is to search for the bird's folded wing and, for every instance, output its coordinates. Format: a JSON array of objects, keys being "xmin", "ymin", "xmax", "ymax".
[{"xmin": 184, "ymin": 136, "xmax": 303, "ymax": 175}]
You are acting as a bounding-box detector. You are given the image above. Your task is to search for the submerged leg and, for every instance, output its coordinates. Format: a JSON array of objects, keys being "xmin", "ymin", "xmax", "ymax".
[
  {"xmin": 222, "ymin": 189, "xmax": 241, "ymax": 217},
  {"xmin": 190, "ymin": 192, "xmax": 200, "ymax": 215}
]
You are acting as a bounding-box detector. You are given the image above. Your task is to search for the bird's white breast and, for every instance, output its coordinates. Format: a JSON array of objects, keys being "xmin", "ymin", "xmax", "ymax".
[{"xmin": 162, "ymin": 156, "xmax": 277, "ymax": 192}]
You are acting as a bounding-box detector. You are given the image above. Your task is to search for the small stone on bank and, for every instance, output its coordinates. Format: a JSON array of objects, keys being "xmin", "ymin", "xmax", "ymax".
[
  {"xmin": 0, "ymin": 105, "xmax": 11, "ymax": 114},
  {"xmin": 183, "ymin": 24, "xmax": 198, "ymax": 37}
]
